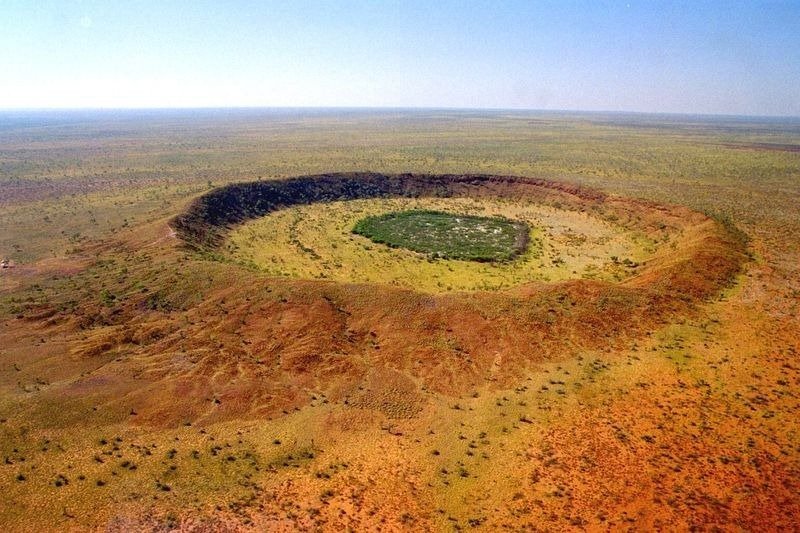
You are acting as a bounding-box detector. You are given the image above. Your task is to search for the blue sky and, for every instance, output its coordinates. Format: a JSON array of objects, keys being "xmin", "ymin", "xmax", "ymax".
[{"xmin": 1, "ymin": 0, "xmax": 799, "ymax": 115}]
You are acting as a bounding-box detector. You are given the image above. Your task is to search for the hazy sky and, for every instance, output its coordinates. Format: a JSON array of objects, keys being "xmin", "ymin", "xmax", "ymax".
[{"xmin": 1, "ymin": 0, "xmax": 799, "ymax": 115}]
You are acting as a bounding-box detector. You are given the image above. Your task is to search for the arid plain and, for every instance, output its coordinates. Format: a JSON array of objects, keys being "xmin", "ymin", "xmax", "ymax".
[{"xmin": 1, "ymin": 110, "xmax": 798, "ymax": 530}]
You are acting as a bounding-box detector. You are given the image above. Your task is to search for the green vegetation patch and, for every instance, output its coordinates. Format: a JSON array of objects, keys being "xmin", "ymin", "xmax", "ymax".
[{"xmin": 352, "ymin": 210, "xmax": 529, "ymax": 262}]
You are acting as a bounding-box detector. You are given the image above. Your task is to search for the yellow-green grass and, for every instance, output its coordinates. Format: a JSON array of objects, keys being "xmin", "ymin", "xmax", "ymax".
[
  {"xmin": 224, "ymin": 198, "xmax": 654, "ymax": 293},
  {"xmin": 225, "ymin": 197, "xmax": 655, "ymax": 293}
]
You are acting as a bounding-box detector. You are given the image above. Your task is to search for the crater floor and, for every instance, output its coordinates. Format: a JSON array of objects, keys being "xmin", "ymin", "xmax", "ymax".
[{"xmin": 225, "ymin": 197, "xmax": 654, "ymax": 292}]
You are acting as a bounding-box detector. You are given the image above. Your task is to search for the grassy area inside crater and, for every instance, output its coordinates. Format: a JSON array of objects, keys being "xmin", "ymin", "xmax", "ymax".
[
  {"xmin": 352, "ymin": 210, "xmax": 529, "ymax": 262},
  {"xmin": 225, "ymin": 197, "xmax": 655, "ymax": 293}
]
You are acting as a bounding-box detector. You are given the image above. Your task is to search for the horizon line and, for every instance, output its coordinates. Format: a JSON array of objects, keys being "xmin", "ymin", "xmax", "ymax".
[{"xmin": 1, "ymin": 105, "xmax": 799, "ymax": 121}]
